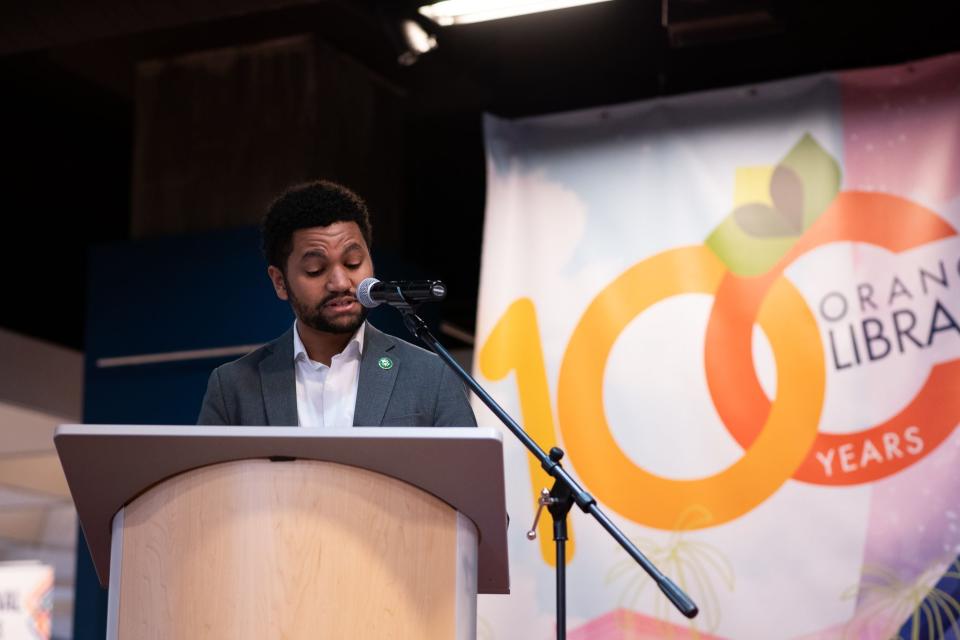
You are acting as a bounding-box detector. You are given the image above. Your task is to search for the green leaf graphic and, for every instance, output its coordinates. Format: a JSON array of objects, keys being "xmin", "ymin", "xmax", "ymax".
[{"xmin": 706, "ymin": 133, "xmax": 841, "ymax": 276}]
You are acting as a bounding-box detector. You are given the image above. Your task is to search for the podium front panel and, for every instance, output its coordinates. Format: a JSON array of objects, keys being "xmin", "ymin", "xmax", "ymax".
[{"xmin": 109, "ymin": 459, "xmax": 478, "ymax": 639}]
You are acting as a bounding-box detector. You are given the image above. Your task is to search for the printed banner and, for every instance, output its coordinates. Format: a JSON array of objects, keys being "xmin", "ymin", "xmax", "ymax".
[
  {"xmin": 0, "ymin": 563, "xmax": 52, "ymax": 640},
  {"xmin": 474, "ymin": 52, "xmax": 960, "ymax": 639}
]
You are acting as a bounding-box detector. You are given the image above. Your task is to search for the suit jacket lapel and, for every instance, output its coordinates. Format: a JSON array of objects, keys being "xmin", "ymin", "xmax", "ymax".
[
  {"xmin": 353, "ymin": 323, "xmax": 398, "ymax": 427},
  {"xmin": 259, "ymin": 328, "xmax": 298, "ymax": 426}
]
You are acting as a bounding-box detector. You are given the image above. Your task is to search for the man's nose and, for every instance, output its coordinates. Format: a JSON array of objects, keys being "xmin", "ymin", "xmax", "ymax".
[{"xmin": 327, "ymin": 265, "xmax": 352, "ymax": 291}]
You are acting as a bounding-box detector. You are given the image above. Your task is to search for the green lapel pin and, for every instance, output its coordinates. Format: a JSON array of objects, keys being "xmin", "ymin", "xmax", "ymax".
[{"xmin": 378, "ymin": 357, "xmax": 394, "ymax": 370}]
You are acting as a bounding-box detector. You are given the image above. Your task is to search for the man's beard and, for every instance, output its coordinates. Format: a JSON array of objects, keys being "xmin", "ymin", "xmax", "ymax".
[{"xmin": 288, "ymin": 287, "xmax": 368, "ymax": 335}]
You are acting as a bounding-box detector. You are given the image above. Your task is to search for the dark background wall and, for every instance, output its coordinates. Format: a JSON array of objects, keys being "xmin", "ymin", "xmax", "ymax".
[{"xmin": 3, "ymin": 0, "xmax": 960, "ymax": 354}]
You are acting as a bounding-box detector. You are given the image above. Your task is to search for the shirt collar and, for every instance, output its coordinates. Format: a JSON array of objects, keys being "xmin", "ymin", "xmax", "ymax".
[{"xmin": 293, "ymin": 320, "xmax": 366, "ymax": 365}]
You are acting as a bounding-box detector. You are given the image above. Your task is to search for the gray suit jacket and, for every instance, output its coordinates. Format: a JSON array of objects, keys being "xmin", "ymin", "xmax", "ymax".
[{"xmin": 197, "ymin": 323, "xmax": 477, "ymax": 427}]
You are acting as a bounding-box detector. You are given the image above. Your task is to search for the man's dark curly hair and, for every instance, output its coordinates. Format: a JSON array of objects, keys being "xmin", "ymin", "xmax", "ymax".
[{"xmin": 261, "ymin": 180, "xmax": 373, "ymax": 271}]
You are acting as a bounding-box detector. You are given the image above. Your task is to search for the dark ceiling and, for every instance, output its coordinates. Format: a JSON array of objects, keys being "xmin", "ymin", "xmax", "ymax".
[{"xmin": 2, "ymin": 0, "xmax": 959, "ymax": 350}]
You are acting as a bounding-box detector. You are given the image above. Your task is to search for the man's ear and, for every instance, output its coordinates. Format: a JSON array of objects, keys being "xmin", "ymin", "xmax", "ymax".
[{"xmin": 267, "ymin": 265, "xmax": 289, "ymax": 301}]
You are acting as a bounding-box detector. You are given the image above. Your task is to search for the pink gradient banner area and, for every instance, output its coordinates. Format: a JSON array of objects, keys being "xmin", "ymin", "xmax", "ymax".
[{"xmin": 473, "ymin": 52, "xmax": 960, "ymax": 639}]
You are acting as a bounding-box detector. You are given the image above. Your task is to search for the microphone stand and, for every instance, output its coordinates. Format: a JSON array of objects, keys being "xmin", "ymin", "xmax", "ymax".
[{"xmin": 393, "ymin": 303, "xmax": 698, "ymax": 639}]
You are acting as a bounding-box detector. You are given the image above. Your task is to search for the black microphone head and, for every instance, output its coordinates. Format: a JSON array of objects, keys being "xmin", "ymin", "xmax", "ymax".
[{"xmin": 356, "ymin": 277, "xmax": 382, "ymax": 308}]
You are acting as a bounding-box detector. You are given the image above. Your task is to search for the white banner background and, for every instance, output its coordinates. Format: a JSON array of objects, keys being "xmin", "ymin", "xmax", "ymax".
[{"xmin": 473, "ymin": 54, "xmax": 960, "ymax": 640}]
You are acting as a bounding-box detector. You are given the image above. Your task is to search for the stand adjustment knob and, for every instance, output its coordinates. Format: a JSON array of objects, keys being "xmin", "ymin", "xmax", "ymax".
[{"xmin": 526, "ymin": 488, "xmax": 557, "ymax": 540}]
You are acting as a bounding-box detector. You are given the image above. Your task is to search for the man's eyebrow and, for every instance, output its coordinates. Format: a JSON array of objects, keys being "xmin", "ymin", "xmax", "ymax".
[
  {"xmin": 342, "ymin": 243, "xmax": 364, "ymax": 256},
  {"xmin": 299, "ymin": 249, "xmax": 327, "ymax": 261}
]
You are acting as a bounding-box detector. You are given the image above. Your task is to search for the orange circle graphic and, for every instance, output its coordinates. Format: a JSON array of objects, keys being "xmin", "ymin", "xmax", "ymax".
[{"xmin": 557, "ymin": 246, "xmax": 824, "ymax": 529}]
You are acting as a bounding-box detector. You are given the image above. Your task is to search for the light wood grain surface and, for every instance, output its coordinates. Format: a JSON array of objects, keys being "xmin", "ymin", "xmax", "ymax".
[{"xmin": 117, "ymin": 459, "xmax": 463, "ymax": 639}]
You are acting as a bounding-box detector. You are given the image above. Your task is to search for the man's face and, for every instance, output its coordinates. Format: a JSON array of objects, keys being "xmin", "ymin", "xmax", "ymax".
[{"xmin": 268, "ymin": 221, "xmax": 374, "ymax": 334}]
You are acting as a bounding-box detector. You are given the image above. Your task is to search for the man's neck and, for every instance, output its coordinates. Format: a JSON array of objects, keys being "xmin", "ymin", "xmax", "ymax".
[{"xmin": 296, "ymin": 321, "xmax": 356, "ymax": 366}]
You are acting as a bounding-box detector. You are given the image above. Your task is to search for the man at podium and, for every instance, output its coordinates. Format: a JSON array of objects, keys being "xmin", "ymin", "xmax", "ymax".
[{"xmin": 197, "ymin": 180, "xmax": 476, "ymax": 429}]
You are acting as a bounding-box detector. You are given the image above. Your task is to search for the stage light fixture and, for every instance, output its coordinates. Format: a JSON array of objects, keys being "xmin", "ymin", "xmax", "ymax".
[
  {"xmin": 397, "ymin": 18, "xmax": 438, "ymax": 66},
  {"xmin": 418, "ymin": 0, "xmax": 615, "ymax": 26}
]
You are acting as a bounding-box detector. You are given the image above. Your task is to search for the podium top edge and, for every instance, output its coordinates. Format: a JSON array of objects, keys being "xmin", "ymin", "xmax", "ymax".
[{"xmin": 55, "ymin": 424, "xmax": 503, "ymax": 442}]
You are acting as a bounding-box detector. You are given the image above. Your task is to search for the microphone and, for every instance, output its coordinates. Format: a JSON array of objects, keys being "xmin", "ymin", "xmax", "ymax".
[{"xmin": 356, "ymin": 277, "xmax": 447, "ymax": 308}]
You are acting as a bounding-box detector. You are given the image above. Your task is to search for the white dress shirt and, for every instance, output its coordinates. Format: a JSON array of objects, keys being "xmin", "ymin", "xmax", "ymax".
[{"xmin": 293, "ymin": 321, "xmax": 365, "ymax": 428}]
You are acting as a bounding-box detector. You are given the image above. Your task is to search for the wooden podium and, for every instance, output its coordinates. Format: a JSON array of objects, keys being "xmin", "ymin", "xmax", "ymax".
[{"xmin": 54, "ymin": 425, "xmax": 509, "ymax": 639}]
